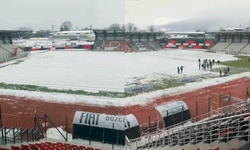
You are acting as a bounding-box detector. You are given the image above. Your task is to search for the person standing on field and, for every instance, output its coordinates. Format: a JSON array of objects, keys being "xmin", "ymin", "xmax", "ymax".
[{"xmin": 177, "ymin": 66, "xmax": 180, "ymax": 74}]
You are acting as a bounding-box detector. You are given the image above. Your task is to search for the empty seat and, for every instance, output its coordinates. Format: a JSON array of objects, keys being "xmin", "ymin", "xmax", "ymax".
[{"xmin": 11, "ymin": 146, "xmax": 20, "ymax": 150}]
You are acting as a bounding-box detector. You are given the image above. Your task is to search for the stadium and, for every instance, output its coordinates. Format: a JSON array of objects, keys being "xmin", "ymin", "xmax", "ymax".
[
  {"xmin": 1, "ymin": 25, "xmax": 250, "ymax": 150},
  {"xmin": 1, "ymin": 1, "xmax": 250, "ymax": 148}
]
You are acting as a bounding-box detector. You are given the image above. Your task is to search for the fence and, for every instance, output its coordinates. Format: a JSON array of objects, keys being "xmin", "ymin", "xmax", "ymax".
[
  {"xmin": 126, "ymin": 112, "xmax": 250, "ymax": 149},
  {"xmin": 125, "ymin": 98, "xmax": 250, "ymax": 149},
  {"xmin": 0, "ymin": 126, "xmax": 40, "ymax": 146},
  {"xmin": 0, "ymin": 52, "xmax": 28, "ymax": 64}
]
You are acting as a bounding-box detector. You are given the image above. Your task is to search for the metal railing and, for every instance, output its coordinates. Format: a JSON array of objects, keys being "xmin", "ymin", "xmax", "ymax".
[
  {"xmin": 0, "ymin": 52, "xmax": 28, "ymax": 64},
  {"xmin": 126, "ymin": 99, "xmax": 250, "ymax": 149},
  {"xmin": 0, "ymin": 126, "xmax": 39, "ymax": 146},
  {"xmin": 126, "ymin": 111, "xmax": 250, "ymax": 150}
]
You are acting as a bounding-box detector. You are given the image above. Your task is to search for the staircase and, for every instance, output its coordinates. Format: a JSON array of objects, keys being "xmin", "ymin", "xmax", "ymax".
[{"xmin": 126, "ymin": 99, "xmax": 250, "ymax": 150}]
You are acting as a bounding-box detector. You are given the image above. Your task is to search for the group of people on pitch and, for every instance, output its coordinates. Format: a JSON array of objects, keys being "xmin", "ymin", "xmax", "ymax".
[
  {"xmin": 220, "ymin": 67, "xmax": 230, "ymax": 77},
  {"xmin": 198, "ymin": 58, "xmax": 218, "ymax": 71}
]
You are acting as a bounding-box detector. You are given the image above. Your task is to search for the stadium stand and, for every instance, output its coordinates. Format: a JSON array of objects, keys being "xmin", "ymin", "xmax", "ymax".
[
  {"xmin": 126, "ymin": 99, "xmax": 250, "ymax": 150},
  {"xmin": 134, "ymin": 42, "xmax": 151, "ymax": 51},
  {"xmin": 93, "ymin": 30, "xmax": 163, "ymax": 51},
  {"xmin": 224, "ymin": 42, "xmax": 248, "ymax": 55},
  {"xmin": 93, "ymin": 40, "xmax": 104, "ymax": 50},
  {"xmin": 240, "ymin": 43, "xmax": 250, "ymax": 55},
  {"xmin": 104, "ymin": 41, "xmax": 129, "ymax": 51},
  {"xmin": 0, "ymin": 141, "xmax": 108, "ymax": 150},
  {"xmin": 149, "ymin": 41, "xmax": 162, "ymax": 50},
  {"xmin": 210, "ymin": 42, "xmax": 231, "ymax": 53}
]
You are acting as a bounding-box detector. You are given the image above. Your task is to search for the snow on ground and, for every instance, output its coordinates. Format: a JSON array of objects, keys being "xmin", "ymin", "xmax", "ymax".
[
  {"xmin": 0, "ymin": 71, "xmax": 248, "ymax": 107},
  {"xmin": 0, "ymin": 50, "xmax": 248, "ymax": 106},
  {"xmin": 125, "ymin": 50, "xmax": 238, "ymax": 85},
  {"xmin": 0, "ymin": 51, "xmax": 124, "ymax": 92}
]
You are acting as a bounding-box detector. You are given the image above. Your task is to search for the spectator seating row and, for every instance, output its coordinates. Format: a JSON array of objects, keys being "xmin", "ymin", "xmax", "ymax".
[{"xmin": 0, "ymin": 142, "xmax": 106, "ymax": 150}]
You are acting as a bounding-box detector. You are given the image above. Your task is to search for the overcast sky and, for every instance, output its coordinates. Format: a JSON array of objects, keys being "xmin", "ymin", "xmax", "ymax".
[
  {"xmin": 125, "ymin": 0, "xmax": 250, "ymax": 29},
  {"xmin": 1, "ymin": 0, "xmax": 250, "ymax": 31},
  {"xmin": 0, "ymin": 0, "xmax": 124, "ymax": 31}
]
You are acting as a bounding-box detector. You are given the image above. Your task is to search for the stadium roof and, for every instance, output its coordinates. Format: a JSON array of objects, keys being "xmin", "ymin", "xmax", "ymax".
[
  {"xmin": 93, "ymin": 29, "xmax": 164, "ymax": 36},
  {"xmin": 206, "ymin": 31, "xmax": 250, "ymax": 36},
  {"xmin": 164, "ymin": 32, "xmax": 205, "ymax": 35},
  {"xmin": 0, "ymin": 30, "xmax": 32, "ymax": 36}
]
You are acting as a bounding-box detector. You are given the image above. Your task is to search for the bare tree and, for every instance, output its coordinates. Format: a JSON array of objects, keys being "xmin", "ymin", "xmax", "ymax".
[
  {"xmin": 122, "ymin": 24, "xmax": 125, "ymax": 31},
  {"xmin": 127, "ymin": 22, "xmax": 134, "ymax": 32},
  {"xmin": 84, "ymin": 27, "xmax": 90, "ymax": 30},
  {"xmin": 109, "ymin": 23, "xmax": 121, "ymax": 30},
  {"xmin": 60, "ymin": 21, "xmax": 73, "ymax": 31},
  {"xmin": 148, "ymin": 25, "xmax": 155, "ymax": 32},
  {"xmin": 134, "ymin": 26, "xmax": 138, "ymax": 32}
]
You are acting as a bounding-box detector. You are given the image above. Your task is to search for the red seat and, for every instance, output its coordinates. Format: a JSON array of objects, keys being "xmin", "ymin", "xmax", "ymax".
[
  {"xmin": 86, "ymin": 147, "xmax": 94, "ymax": 150},
  {"xmin": 11, "ymin": 146, "xmax": 20, "ymax": 150},
  {"xmin": 79, "ymin": 146, "xmax": 86, "ymax": 150}
]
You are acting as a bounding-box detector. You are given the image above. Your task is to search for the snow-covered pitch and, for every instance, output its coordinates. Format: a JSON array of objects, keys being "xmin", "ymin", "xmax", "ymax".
[{"xmin": 0, "ymin": 49, "xmax": 249, "ymax": 106}]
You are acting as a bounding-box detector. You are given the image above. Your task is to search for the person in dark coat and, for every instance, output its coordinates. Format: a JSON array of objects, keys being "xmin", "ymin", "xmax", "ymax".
[
  {"xmin": 198, "ymin": 59, "xmax": 201, "ymax": 63},
  {"xmin": 220, "ymin": 70, "xmax": 222, "ymax": 77},
  {"xmin": 207, "ymin": 63, "xmax": 209, "ymax": 69},
  {"xmin": 227, "ymin": 67, "xmax": 230, "ymax": 74},
  {"xmin": 180, "ymin": 66, "xmax": 183, "ymax": 73},
  {"xmin": 177, "ymin": 66, "xmax": 180, "ymax": 74},
  {"xmin": 199, "ymin": 63, "xmax": 201, "ymax": 70},
  {"xmin": 212, "ymin": 59, "xmax": 215, "ymax": 65},
  {"xmin": 217, "ymin": 60, "xmax": 220, "ymax": 65}
]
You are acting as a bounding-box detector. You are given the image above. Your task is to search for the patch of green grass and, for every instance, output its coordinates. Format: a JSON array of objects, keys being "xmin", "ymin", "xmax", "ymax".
[
  {"xmin": 0, "ymin": 82, "xmax": 124, "ymax": 98},
  {"xmin": 221, "ymin": 56, "xmax": 250, "ymax": 68}
]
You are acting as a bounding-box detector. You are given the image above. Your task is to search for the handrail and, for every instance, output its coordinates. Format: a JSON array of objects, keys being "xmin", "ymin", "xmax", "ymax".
[
  {"xmin": 159, "ymin": 98, "xmax": 247, "ymax": 133},
  {"xmin": 129, "ymin": 112, "xmax": 250, "ymax": 149},
  {"xmin": 45, "ymin": 114, "xmax": 68, "ymax": 141},
  {"xmin": 127, "ymin": 99, "xmax": 249, "ymax": 149},
  {"xmin": 0, "ymin": 44, "xmax": 14, "ymax": 54}
]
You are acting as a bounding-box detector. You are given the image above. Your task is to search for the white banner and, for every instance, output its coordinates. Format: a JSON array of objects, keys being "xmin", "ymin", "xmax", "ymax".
[
  {"xmin": 177, "ymin": 76, "xmax": 196, "ymax": 84},
  {"xmin": 73, "ymin": 111, "xmax": 139, "ymax": 130},
  {"xmin": 105, "ymin": 47, "xmax": 115, "ymax": 50},
  {"xmin": 125, "ymin": 84, "xmax": 154, "ymax": 94}
]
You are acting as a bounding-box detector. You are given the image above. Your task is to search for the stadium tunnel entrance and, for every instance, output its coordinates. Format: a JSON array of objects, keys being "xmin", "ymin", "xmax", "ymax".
[
  {"xmin": 155, "ymin": 100, "xmax": 191, "ymax": 128},
  {"xmin": 72, "ymin": 111, "xmax": 140, "ymax": 145}
]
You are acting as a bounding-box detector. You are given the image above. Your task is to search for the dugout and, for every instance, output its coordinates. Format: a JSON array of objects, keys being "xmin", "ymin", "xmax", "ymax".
[
  {"xmin": 155, "ymin": 100, "xmax": 191, "ymax": 128},
  {"xmin": 73, "ymin": 111, "xmax": 140, "ymax": 145}
]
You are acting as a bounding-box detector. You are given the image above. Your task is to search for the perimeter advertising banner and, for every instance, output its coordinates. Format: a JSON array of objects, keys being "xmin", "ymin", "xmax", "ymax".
[
  {"xmin": 73, "ymin": 111, "xmax": 139, "ymax": 130},
  {"xmin": 125, "ymin": 84, "xmax": 154, "ymax": 94}
]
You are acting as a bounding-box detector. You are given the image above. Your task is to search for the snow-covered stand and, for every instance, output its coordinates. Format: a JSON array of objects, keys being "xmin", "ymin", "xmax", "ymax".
[
  {"xmin": 155, "ymin": 100, "xmax": 191, "ymax": 127},
  {"xmin": 73, "ymin": 111, "xmax": 140, "ymax": 145}
]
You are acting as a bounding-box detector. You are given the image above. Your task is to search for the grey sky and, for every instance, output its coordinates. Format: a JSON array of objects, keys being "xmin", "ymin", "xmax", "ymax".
[
  {"xmin": 125, "ymin": 0, "xmax": 250, "ymax": 29},
  {"xmin": 0, "ymin": 0, "xmax": 124, "ymax": 31},
  {"xmin": 1, "ymin": 0, "xmax": 250, "ymax": 31}
]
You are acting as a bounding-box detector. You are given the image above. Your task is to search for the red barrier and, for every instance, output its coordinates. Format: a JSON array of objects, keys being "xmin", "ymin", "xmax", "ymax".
[
  {"xmin": 14, "ymin": 48, "xmax": 18, "ymax": 56},
  {"xmin": 65, "ymin": 45, "xmax": 74, "ymax": 49},
  {"xmin": 31, "ymin": 48, "xmax": 40, "ymax": 51},
  {"xmin": 186, "ymin": 41, "xmax": 195, "ymax": 45},
  {"xmin": 205, "ymin": 41, "xmax": 214, "ymax": 49},
  {"xmin": 193, "ymin": 45, "xmax": 201, "ymax": 49},
  {"xmin": 82, "ymin": 45, "xmax": 92, "ymax": 49},
  {"xmin": 167, "ymin": 40, "xmax": 177, "ymax": 45}
]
